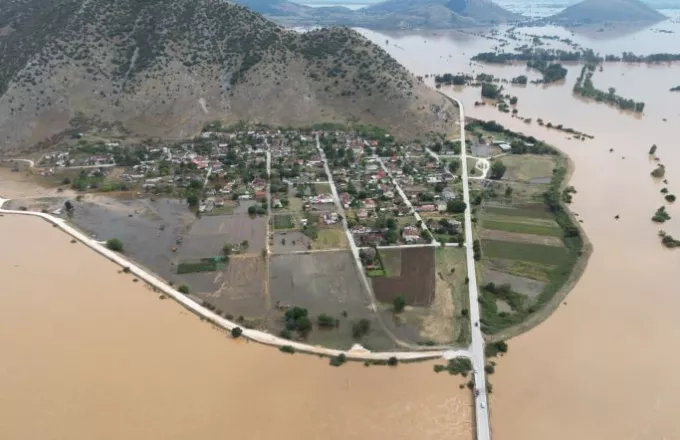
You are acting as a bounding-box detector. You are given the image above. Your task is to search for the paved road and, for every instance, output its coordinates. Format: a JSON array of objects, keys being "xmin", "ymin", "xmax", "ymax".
[
  {"xmin": 375, "ymin": 156, "xmax": 439, "ymax": 245},
  {"xmin": 450, "ymin": 96, "xmax": 492, "ymax": 440}
]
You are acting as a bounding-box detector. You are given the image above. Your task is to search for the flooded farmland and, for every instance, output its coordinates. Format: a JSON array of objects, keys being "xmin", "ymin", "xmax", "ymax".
[{"xmin": 0, "ymin": 214, "xmax": 474, "ymax": 440}]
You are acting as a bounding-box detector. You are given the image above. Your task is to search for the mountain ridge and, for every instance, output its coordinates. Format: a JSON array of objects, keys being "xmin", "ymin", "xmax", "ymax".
[{"xmin": 0, "ymin": 0, "xmax": 456, "ymax": 153}]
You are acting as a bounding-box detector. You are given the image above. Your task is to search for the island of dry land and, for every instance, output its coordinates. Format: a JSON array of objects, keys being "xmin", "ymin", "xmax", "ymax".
[{"xmin": 1, "ymin": 120, "xmax": 587, "ymax": 351}]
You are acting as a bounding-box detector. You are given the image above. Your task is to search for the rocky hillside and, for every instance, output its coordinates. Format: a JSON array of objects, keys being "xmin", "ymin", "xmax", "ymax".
[
  {"xmin": 0, "ymin": 0, "xmax": 456, "ymax": 152},
  {"xmin": 549, "ymin": 0, "xmax": 666, "ymax": 23}
]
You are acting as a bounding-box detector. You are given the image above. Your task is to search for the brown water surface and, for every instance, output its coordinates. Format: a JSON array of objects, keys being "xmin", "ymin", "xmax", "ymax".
[
  {"xmin": 361, "ymin": 20, "xmax": 680, "ymax": 439},
  {"xmin": 0, "ymin": 215, "xmax": 472, "ymax": 440}
]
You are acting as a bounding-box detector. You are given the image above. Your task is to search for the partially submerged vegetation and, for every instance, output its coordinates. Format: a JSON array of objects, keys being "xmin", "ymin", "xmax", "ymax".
[
  {"xmin": 659, "ymin": 231, "xmax": 680, "ymax": 248},
  {"xmin": 527, "ymin": 60, "xmax": 567, "ymax": 84},
  {"xmin": 652, "ymin": 206, "xmax": 671, "ymax": 223},
  {"xmin": 651, "ymin": 165, "xmax": 666, "ymax": 178},
  {"xmin": 573, "ymin": 65, "xmax": 645, "ymax": 113}
]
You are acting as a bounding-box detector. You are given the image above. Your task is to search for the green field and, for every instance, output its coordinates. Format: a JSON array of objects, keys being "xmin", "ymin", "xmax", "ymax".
[
  {"xmin": 482, "ymin": 219, "xmax": 562, "ymax": 237},
  {"xmin": 273, "ymin": 214, "xmax": 294, "ymax": 230},
  {"xmin": 501, "ymin": 154, "xmax": 557, "ymax": 182},
  {"xmin": 314, "ymin": 182, "xmax": 331, "ymax": 193},
  {"xmin": 312, "ymin": 228, "xmax": 347, "ymax": 249},
  {"xmin": 177, "ymin": 257, "xmax": 227, "ymax": 274},
  {"xmin": 484, "ymin": 205, "xmax": 554, "ymax": 219},
  {"xmin": 482, "ymin": 240, "xmax": 570, "ymax": 266}
]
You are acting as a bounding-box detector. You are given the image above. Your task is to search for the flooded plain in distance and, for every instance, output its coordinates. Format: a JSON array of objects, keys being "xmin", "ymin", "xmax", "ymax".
[
  {"xmin": 362, "ymin": 13, "xmax": 680, "ymax": 439},
  {"xmin": 0, "ymin": 214, "xmax": 473, "ymax": 440}
]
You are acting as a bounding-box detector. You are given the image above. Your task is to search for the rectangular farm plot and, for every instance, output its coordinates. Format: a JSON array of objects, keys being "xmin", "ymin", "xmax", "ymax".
[
  {"xmin": 312, "ymin": 227, "xmax": 348, "ymax": 250},
  {"xmin": 501, "ymin": 154, "xmax": 557, "ymax": 182},
  {"xmin": 479, "ymin": 228, "xmax": 564, "ymax": 247},
  {"xmin": 482, "ymin": 219, "xmax": 562, "ymax": 237},
  {"xmin": 179, "ymin": 214, "xmax": 266, "ymax": 258},
  {"xmin": 482, "ymin": 239, "xmax": 570, "ymax": 266},
  {"xmin": 268, "ymin": 251, "xmax": 396, "ymax": 350},
  {"xmin": 371, "ymin": 247, "xmax": 436, "ymax": 306},
  {"xmin": 484, "ymin": 204, "xmax": 555, "ymax": 219},
  {"xmin": 195, "ymin": 255, "xmax": 267, "ymax": 319},
  {"xmin": 273, "ymin": 214, "xmax": 294, "ymax": 230}
]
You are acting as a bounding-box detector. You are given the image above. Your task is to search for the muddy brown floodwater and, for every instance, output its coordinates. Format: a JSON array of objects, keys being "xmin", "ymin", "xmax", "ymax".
[
  {"xmin": 0, "ymin": 214, "xmax": 473, "ymax": 440},
  {"xmin": 361, "ymin": 18, "xmax": 680, "ymax": 439}
]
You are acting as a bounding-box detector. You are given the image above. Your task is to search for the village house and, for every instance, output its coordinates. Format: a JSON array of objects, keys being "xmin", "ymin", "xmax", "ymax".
[
  {"xmin": 402, "ymin": 226, "xmax": 421, "ymax": 243},
  {"xmin": 416, "ymin": 204, "xmax": 438, "ymax": 213}
]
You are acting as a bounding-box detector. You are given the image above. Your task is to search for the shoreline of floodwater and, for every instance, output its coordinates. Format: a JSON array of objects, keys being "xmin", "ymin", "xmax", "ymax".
[{"xmin": 0, "ymin": 199, "xmax": 463, "ymax": 363}]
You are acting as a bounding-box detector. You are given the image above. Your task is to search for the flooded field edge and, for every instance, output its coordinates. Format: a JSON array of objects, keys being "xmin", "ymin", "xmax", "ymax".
[
  {"xmin": 0, "ymin": 213, "xmax": 474, "ymax": 440},
  {"xmin": 0, "ymin": 207, "xmax": 449, "ymax": 361}
]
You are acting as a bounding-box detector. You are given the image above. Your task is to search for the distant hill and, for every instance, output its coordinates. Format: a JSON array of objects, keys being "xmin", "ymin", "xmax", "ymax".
[
  {"xmin": 0, "ymin": 0, "xmax": 457, "ymax": 153},
  {"xmin": 365, "ymin": 0, "xmax": 524, "ymax": 24},
  {"xmin": 549, "ymin": 0, "xmax": 666, "ymax": 24},
  {"xmin": 232, "ymin": 0, "xmax": 524, "ymax": 28}
]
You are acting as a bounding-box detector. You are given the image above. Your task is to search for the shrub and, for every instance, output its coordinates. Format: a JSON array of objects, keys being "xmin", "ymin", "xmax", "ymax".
[
  {"xmin": 651, "ymin": 165, "xmax": 666, "ymax": 178},
  {"xmin": 393, "ymin": 295, "xmax": 406, "ymax": 313},
  {"xmin": 279, "ymin": 329, "xmax": 293, "ymax": 340},
  {"xmin": 231, "ymin": 327, "xmax": 243, "ymax": 338},
  {"xmin": 484, "ymin": 364, "xmax": 495, "ymax": 374},
  {"xmin": 387, "ymin": 356, "xmax": 398, "ymax": 366},
  {"xmin": 485, "ymin": 341, "xmax": 509, "ymax": 357},
  {"xmin": 280, "ymin": 345, "xmax": 295, "ymax": 354},
  {"xmin": 317, "ymin": 313, "xmax": 337, "ymax": 328},
  {"xmin": 649, "ymin": 144, "xmax": 657, "ymax": 155},
  {"xmin": 178, "ymin": 285, "xmax": 190, "ymax": 294},
  {"xmin": 665, "ymin": 194, "xmax": 676, "ymax": 202},
  {"xmin": 122, "ymin": 266, "xmax": 131, "ymax": 273},
  {"xmin": 351, "ymin": 318, "xmax": 371, "ymax": 339},
  {"xmin": 106, "ymin": 238, "xmax": 124, "ymax": 252},
  {"xmin": 329, "ymin": 353, "xmax": 347, "ymax": 367},
  {"xmin": 652, "ymin": 206, "xmax": 671, "ymax": 223}
]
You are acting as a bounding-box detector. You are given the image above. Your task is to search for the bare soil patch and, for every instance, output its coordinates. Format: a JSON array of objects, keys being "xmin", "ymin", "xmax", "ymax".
[
  {"xmin": 372, "ymin": 247, "xmax": 436, "ymax": 307},
  {"xmin": 271, "ymin": 231, "xmax": 311, "ymax": 253},
  {"xmin": 180, "ymin": 214, "xmax": 266, "ymax": 258},
  {"xmin": 195, "ymin": 255, "xmax": 267, "ymax": 319},
  {"xmin": 479, "ymin": 228, "xmax": 564, "ymax": 247}
]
